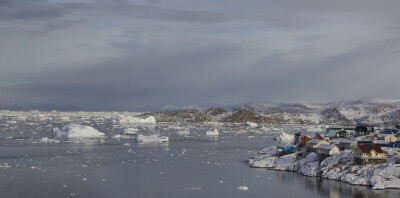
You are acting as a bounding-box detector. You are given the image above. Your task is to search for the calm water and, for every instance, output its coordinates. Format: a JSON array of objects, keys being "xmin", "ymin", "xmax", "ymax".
[{"xmin": 0, "ymin": 123, "xmax": 399, "ymax": 198}]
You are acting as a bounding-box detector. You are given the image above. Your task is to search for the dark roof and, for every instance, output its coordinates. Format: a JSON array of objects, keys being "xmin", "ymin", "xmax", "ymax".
[
  {"xmin": 314, "ymin": 133, "xmax": 323, "ymax": 140},
  {"xmin": 356, "ymin": 126, "xmax": 375, "ymax": 132},
  {"xmin": 358, "ymin": 145, "xmax": 383, "ymax": 154}
]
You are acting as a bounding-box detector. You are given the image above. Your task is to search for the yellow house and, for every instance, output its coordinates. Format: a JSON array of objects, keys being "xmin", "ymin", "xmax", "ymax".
[
  {"xmin": 354, "ymin": 145, "xmax": 386, "ymax": 165},
  {"xmin": 305, "ymin": 139, "xmax": 330, "ymax": 152},
  {"xmin": 377, "ymin": 134, "xmax": 397, "ymax": 142}
]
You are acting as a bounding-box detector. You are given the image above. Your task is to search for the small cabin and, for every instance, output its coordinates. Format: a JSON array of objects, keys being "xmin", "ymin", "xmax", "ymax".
[
  {"xmin": 316, "ymin": 144, "xmax": 339, "ymax": 156},
  {"xmin": 299, "ymin": 135, "xmax": 312, "ymax": 147},
  {"xmin": 314, "ymin": 133, "xmax": 324, "ymax": 140},
  {"xmin": 382, "ymin": 126, "xmax": 398, "ymax": 134},
  {"xmin": 305, "ymin": 139, "xmax": 330, "ymax": 152},
  {"xmin": 354, "ymin": 144, "xmax": 386, "ymax": 165},
  {"xmin": 376, "ymin": 134, "xmax": 397, "ymax": 142},
  {"xmin": 332, "ymin": 138, "xmax": 357, "ymax": 150},
  {"xmin": 277, "ymin": 143, "xmax": 295, "ymax": 156}
]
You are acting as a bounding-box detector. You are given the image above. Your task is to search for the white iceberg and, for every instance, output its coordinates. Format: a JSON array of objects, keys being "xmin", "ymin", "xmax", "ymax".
[
  {"xmin": 206, "ymin": 129, "xmax": 219, "ymax": 136},
  {"xmin": 242, "ymin": 122, "xmax": 258, "ymax": 127},
  {"xmin": 119, "ymin": 116, "xmax": 156, "ymax": 124},
  {"xmin": 274, "ymin": 132, "xmax": 294, "ymax": 143},
  {"xmin": 136, "ymin": 134, "xmax": 169, "ymax": 143},
  {"xmin": 54, "ymin": 124, "xmax": 105, "ymax": 138}
]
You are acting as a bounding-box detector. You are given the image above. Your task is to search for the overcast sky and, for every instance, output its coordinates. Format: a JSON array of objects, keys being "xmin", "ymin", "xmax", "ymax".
[{"xmin": 1, "ymin": 0, "xmax": 400, "ymax": 110}]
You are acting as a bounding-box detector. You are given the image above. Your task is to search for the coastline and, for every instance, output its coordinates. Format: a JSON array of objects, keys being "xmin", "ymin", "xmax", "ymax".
[{"xmin": 249, "ymin": 146, "xmax": 400, "ymax": 190}]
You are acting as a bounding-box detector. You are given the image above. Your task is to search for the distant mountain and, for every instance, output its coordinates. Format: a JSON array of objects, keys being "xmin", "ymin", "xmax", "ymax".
[{"xmin": 148, "ymin": 98, "xmax": 400, "ymax": 125}]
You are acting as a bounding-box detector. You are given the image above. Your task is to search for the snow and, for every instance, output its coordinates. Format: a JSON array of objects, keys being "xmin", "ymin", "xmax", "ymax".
[
  {"xmin": 274, "ymin": 132, "xmax": 294, "ymax": 143},
  {"xmin": 136, "ymin": 134, "xmax": 169, "ymax": 143},
  {"xmin": 54, "ymin": 124, "xmax": 105, "ymax": 138},
  {"xmin": 250, "ymin": 147, "xmax": 400, "ymax": 189},
  {"xmin": 206, "ymin": 129, "xmax": 219, "ymax": 136}
]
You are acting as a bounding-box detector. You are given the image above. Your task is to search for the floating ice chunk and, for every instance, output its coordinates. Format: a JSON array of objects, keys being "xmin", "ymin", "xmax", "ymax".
[
  {"xmin": 54, "ymin": 124, "xmax": 105, "ymax": 138},
  {"xmin": 119, "ymin": 116, "xmax": 156, "ymax": 124},
  {"xmin": 40, "ymin": 137, "xmax": 60, "ymax": 143},
  {"xmin": 206, "ymin": 129, "xmax": 219, "ymax": 136},
  {"xmin": 136, "ymin": 134, "xmax": 169, "ymax": 143},
  {"xmin": 177, "ymin": 130, "xmax": 190, "ymax": 136},
  {"xmin": 237, "ymin": 186, "xmax": 249, "ymax": 191},
  {"xmin": 124, "ymin": 128, "xmax": 138, "ymax": 134},
  {"xmin": 242, "ymin": 122, "xmax": 258, "ymax": 127},
  {"xmin": 274, "ymin": 132, "xmax": 294, "ymax": 143}
]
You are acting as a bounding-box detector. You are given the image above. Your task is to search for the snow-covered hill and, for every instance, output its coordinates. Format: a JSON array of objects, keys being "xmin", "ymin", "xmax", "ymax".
[{"xmin": 150, "ymin": 98, "xmax": 400, "ymax": 125}]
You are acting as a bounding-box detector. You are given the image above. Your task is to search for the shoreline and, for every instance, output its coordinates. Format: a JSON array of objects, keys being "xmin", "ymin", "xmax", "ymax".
[{"xmin": 249, "ymin": 146, "xmax": 400, "ymax": 190}]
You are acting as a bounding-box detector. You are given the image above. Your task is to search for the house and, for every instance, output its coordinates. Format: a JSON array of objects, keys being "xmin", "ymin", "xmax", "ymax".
[
  {"xmin": 355, "ymin": 126, "xmax": 374, "ymax": 136},
  {"xmin": 395, "ymin": 141, "xmax": 400, "ymax": 148},
  {"xmin": 335, "ymin": 130, "xmax": 351, "ymax": 138},
  {"xmin": 314, "ymin": 133, "xmax": 323, "ymax": 140},
  {"xmin": 376, "ymin": 134, "xmax": 397, "ymax": 142},
  {"xmin": 293, "ymin": 132, "xmax": 302, "ymax": 145},
  {"xmin": 354, "ymin": 144, "xmax": 386, "ymax": 165},
  {"xmin": 382, "ymin": 126, "xmax": 398, "ymax": 134},
  {"xmin": 299, "ymin": 135, "xmax": 312, "ymax": 147},
  {"xmin": 305, "ymin": 139, "xmax": 330, "ymax": 152},
  {"xmin": 373, "ymin": 140, "xmax": 396, "ymax": 148},
  {"xmin": 331, "ymin": 138, "xmax": 357, "ymax": 150},
  {"xmin": 326, "ymin": 128, "xmax": 343, "ymax": 134},
  {"xmin": 277, "ymin": 143, "xmax": 295, "ymax": 156},
  {"xmin": 316, "ymin": 144, "xmax": 339, "ymax": 157}
]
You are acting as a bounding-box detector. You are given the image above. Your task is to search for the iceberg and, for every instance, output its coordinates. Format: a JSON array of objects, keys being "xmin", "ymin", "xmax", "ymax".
[
  {"xmin": 119, "ymin": 116, "xmax": 156, "ymax": 124},
  {"xmin": 242, "ymin": 122, "xmax": 258, "ymax": 127},
  {"xmin": 54, "ymin": 123, "xmax": 105, "ymax": 138},
  {"xmin": 274, "ymin": 132, "xmax": 294, "ymax": 143},
  {"xmin": 206, "ymin": 129, "xmax": 219, "ymax": 136}
]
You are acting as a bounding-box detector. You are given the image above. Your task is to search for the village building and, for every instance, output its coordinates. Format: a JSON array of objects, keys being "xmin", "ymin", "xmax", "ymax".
[
  {"xmin": 299, "ymin": 135, "xmax": 312, "ymax": 147},
  {"xmin": 331, "ymin": 138, "xmax": 357, "ymax": 150},
  {"xmin": 277, "ymin": 143, "xmax": 295, "ymax": 156},
  {"xmin": 316, "ymin": 144, "xmax": 339, "ymax": 159},
  {"xmin": 382, "ymin": 126, "xmax": 398, "ymax": 134},
  {"xmin": 354, "ymin": 144, "xmax": 387, "ymax": 165},
  {"xmin": 376, "ymin": 134, "xmax": 397, "ymax": 142},
  {"xmin": 334, "ymin": 130, "xmax": 352, "ymax": 139},
  {"xmin": 305, "ymin": 139, "xmax": 330, "ymax": 152},
  {"xmin": 355, "ymin": 126, "xmax": 374, "ymax": 136},
  {"xmin": 313, "ymin": 133, "xmax": 323, "ymax": 140},
  {"xmin": 326, "ymin": 128, "xmax": 343, "ymax": 134},
  {"xmin": 373, "ymin": 140, "xmax": 396, "ymax": 148}
]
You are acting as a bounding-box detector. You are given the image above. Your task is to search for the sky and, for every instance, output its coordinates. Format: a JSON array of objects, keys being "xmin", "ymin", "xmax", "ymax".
[{"xmin": 1, "ymin": 0, "xmax": 400, "ymax": 111}]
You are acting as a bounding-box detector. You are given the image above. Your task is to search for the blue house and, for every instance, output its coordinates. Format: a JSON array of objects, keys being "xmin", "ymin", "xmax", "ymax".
[
  {"xmin": 326, "ymin": 128, "xmax": 343, "ymax": 134},
  {"xmin": 277, "ymin": 143, "xmax": 295, "ymax": 156},
  {"xmin": 373, "ymin": 140, "xmax": 397, "ymax": 148},
  {"xmin": 382, "ymin": 126, "xmax": 398, "ymax": 134}
]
